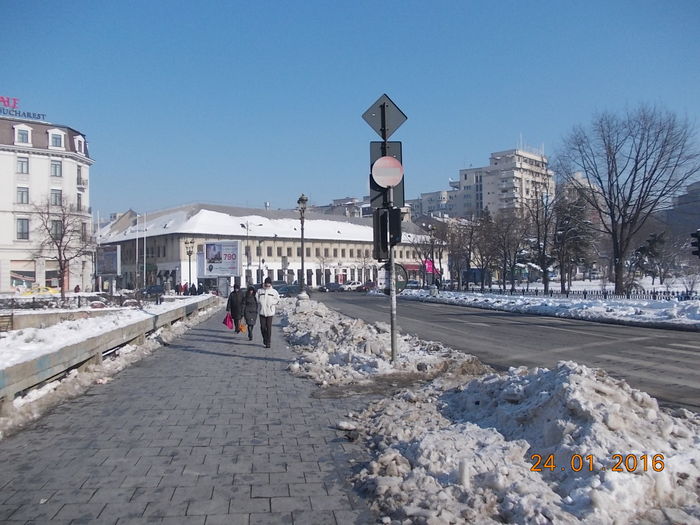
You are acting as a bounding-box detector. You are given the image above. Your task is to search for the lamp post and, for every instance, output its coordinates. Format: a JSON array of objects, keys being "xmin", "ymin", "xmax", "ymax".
[
  {"xmin": 258, "ymin": 240, "xmax": 263, "ymax": 283},
  {"xmin": 297, "ymin": 193, "xmax": 308, "ymax": 297},
  {"xmin": 185, "ymin": 239, "xmax": 194, "ymax": 286},
  {"xmin": 240, "ymin": 221, "xmax": 263, "ymax": 285}
]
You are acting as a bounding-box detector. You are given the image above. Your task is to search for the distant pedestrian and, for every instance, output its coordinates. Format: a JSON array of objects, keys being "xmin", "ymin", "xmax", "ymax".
[
  {"xmin": 226, "ymin": 284, "xmax": 244, "ymax": 334},
  {"xmin": 175, "ymin": 283, "xmax": 181, "ymax": 295},
  {"xmin": 189, "ymin": 283, "xmax": 197, "ymax": 296},
  {"xmin": 74, "ymin": 285, "xmax": 80, "ymax": 293},
  {"xmin": 182, "ymin": 282, "xmax": 189, "ymax": 296},
  {"xmin": 256, "ymin": 277, "xmax": 279, "ymax": 348},
  {"xmin": 242, "ymin": 285, "xmax": 258, "ymax": 341}
]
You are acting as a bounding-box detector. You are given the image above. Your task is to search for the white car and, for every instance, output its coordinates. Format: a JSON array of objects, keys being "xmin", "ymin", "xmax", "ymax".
[{"xmin": 340, "ymin": 281, "xmax": 362, "ymax": 291}]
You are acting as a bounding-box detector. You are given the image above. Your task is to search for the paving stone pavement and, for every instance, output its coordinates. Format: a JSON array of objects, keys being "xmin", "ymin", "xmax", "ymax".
[{"xmin": 0, "ymin": 309, "xmax": 378, "ymax": 524}]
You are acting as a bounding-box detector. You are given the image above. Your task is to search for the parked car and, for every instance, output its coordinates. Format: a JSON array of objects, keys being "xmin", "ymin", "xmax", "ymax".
[
  {"xmin": 318, "ymin": 282, "xmax": 342, "ymax": 292},
  {"xmin": 406, "ymin": 280, "xmax": 421, "ymax": 289},
  {"xmin": 340, "ymin": 281, "xmax": 362, "ymax": 291},
  {"xmin": 276, "ymin": 284, "xmax": 301, "ymax": 297},
  {"xmin": 357, "ymin": 281, "xmax": 376, "ymax": 292}
]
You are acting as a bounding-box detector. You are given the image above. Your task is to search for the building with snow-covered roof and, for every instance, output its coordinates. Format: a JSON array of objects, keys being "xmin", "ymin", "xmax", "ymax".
[
  {"xmin": 0, "ymin": 115, "xmax": 94, "ymax": 293},
  {"xmin": 97, "ymin": 203, "xmax": 440, "ymax": 292}
]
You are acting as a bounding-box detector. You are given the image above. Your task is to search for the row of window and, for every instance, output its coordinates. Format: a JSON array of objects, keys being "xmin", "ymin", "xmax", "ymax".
[
  {"xmin": 15, "ymin": 188, "xmax": 85, "ymax": 209},
  {"xmin": 13, "ymin": 125, "xmax": 85, "ymax": 154},
  {"xmin": 16, "ymin": 218, "xmax": 88, "ymax": 241},
  {"xmin": 244, "ymin": 245, "xmax": 418, "ymax": 260},
  {"xmin": 16, "ymin": 157, "xmax": 86, "ymax": 180}
]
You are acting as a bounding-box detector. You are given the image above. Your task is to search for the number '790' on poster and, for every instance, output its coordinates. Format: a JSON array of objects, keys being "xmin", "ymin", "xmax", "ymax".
[{"xmin": 204, "ymin": 242, "xmax": 240, "ymax": 276}]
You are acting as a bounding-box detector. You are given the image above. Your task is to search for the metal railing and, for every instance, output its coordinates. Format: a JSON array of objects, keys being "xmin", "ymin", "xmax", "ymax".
[{"xmin": 444, "ymin": 287, "xmax": 698, "ymax": 301}]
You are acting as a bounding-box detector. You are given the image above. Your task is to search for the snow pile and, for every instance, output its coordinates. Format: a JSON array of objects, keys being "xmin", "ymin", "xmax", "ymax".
[
  {"xmin": 399, "ymin": 289, "xmax": 700, "ymax": 329},
  {"xmin": 0, "ymin": 302, "xmax": 221, "ymax": 440},
  {"xmin": 280, "ymin": 298, "xmax": 491, "ymax": 386},
  {"xmin": 353, "ymin": 362, "xmax": 700, "ymax": 524}
]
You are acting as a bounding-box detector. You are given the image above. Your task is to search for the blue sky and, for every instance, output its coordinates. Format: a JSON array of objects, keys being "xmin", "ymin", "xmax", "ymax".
[{"xmin": 4, "ymin": 1, "xmax": 700, "ymax": 217}]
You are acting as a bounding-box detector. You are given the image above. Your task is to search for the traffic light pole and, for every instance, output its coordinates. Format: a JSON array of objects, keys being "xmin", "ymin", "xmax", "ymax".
[{"xmin": 388, "ymin": 187, "xmax": 397, "ymax": 363}]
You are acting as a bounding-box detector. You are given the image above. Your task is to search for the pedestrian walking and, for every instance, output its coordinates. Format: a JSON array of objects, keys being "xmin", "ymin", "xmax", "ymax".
[
  {"xmin": 226, "ymin": 284, "xmax": 244, "ymax": 334},
  {"xmin": 256, "ymin": 277, "xmax": 279, "ymax": 348},
  {"xmin": 197, "ymin": 283, "xmax": 204, "ymax": 295},
  {"xmin": 175, "ymin": 283, "xmax": 181, "ymax": 295},
  {"xmin": 189, "ymin": 283, "xmax": 197, "ymax": 296},
  {"xmin": 182, "ymin": 282, "xmax": 188, "ymax": 296},
  {"xmin": 242, "ymin": 285, "xmax": 258, "ymax": 341}
]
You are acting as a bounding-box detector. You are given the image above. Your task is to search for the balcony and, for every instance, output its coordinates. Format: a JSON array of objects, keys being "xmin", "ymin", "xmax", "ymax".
[{"xmin": 77, "ymin": 177, "xmax": 88, "ymax": 189}]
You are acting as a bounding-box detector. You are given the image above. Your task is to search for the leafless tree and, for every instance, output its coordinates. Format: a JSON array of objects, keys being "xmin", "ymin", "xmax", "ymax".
[
  {"xmin": 446, "ymin": 219, "xmax": 477, "ymax": 289},
  {"xmin": 523, "ymin": 185, "xmax": 557, "ymax": 294},
  {"xmin": 33, "ymin": 198, "xmax": 94, "ymax": 300},
  {"xmin": 493, "ymin": 211, "xmax": 529, "ymax": 291},
  {"xmin": 471, "ymin": 210, "xmax": 499, "ymax": 291},
  {"xmin": 561, "ymin": 105, "xmax": 700, "ymax": 293}
]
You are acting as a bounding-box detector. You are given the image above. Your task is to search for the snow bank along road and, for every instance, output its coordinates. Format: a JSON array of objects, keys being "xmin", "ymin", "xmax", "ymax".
[{"xmin": 316, "ymin": 293, "xmax": 700, "ymax": 411}]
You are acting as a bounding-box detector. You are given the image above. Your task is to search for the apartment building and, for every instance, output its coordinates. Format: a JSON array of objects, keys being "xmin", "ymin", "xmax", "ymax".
[{"xmin": 0, "ymin": 115, "xmax": 94, "ymax": 292}]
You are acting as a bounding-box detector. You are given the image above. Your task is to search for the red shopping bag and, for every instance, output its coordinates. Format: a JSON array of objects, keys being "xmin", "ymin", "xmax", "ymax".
[{"xmin": 223, "ymin": 312, "xmax": 234, "ymax": 329}]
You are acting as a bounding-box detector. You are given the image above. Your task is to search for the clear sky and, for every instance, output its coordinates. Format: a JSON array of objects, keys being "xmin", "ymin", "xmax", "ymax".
[{"xmin": 4, "ymin": 0, "xmax": 699, "ymax": 218}]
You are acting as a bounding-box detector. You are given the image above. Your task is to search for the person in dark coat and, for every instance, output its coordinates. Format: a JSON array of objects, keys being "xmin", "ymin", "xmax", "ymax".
[
  {"xmin": 189, "ymin": 283, "xmax": 197, "ymax": 295},
  {"xmin": 242, "ymin": 285, "xmax": 258, "ymax": 341},
  {"xmin": 175, "ymin": 283, "xmax": 181, "ymax": 295},
  {"xmin": 226, "ymin": 284, "xmax": 244, "ymax": 333}
]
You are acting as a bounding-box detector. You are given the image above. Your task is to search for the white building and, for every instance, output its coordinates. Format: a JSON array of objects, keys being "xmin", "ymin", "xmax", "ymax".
[
  {"xmin": 450, "ymin": 148, "xmax": 555, "ymax": 217},
  {"xmin": 0, "ymin": 116, "xmax": 94, "ymax": 292},
  {"xmin": 96, "ymin": 203, "xmax": 440, "ymax": 291}
]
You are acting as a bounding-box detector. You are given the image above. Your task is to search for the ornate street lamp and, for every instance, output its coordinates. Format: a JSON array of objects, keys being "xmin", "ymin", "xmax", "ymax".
[
  {"xmin": 297, "ymin": 193, "xmax": 308, "ymax": 296},
  {"xmin": 184, "ymin": 239, "xmax": 194, "ymax": 285}
]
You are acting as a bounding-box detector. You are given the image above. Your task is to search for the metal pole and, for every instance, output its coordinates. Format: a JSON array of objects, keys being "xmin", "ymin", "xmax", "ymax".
[
  {"xmin": 134, "ymin": 215, "xmax": 139, "ymax": 289},
  {"xmin": 300, "ymin": 212, "xmax": 305, "ymax": 290},
  {"xmin": 143, "ymin": 212, "xmax": 147, "ymax": 287},
  {"xmin": 388, "ymin": 186, "xmax": 397, "ymax": 363}
]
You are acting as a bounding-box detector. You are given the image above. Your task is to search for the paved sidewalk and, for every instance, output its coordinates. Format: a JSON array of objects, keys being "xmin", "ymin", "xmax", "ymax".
[{"xmin": 0, "ymin": 309, "xmax": 377, "ymax": 524}]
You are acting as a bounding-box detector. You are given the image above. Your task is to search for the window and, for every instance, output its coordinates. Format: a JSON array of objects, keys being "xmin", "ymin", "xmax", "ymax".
[
  {"xmin": 341, "ymin": 249, "xmax": 346, "ymax": 258},
  {"xmin": 81, "ymin": 222, "xmax": 88, "ymax": 242},
  {"xmin": 286, "ymin": 247, "xmax": 292, "ymax": 257},
  {"xmin": 17, "ymin": 157, "xmax": 29, "ymax": 174},
  {"xmin": 256, "ymin": 246, "xmax": 261, "ymax": 256},
  {"xmin": 50, "ymin": 189, "xmax": 63, "ymax": 206},
  {"xmin": 51, "ymin": 134, "xmax": 63, "ymax": 148},
  {"xmin": 333, "ymin": 249, "xmax": 338, "ymax": 257},
  {"xmin": 77, "ymin": 165, "xmax": 82, "ymax": 182},
  {"xmin": 77, "ymin": 193, "xmax": 82, "ymax": 211},
  {"xmin": 324, "ymin": 248, "xmax": 329, "ymax": 257},
  {"xmin": 296, "ymin": 247, "xmax": 301, "ymax": 257},
  {"xmin": 17, "ymin": 129, "xmax": 29, "ymax": 143},
  {"xmin": 51, "ymin": 220, "xmax": 63, "ymax": 238},
  {"xmin": 51, "ymin": 160, "xmax": 62, "ymax": 177},
  {"xmin": 349, "ymin": 249, "xmax": 354, "ymax": 258},
  {"xmin": 17, "ymin": 187, "xmax": 29, "ymax": 204},
  {"xmin": 16, "ymin": 218, "xmax": 29, "ymax": 240},
  {"xmin": 276, "ymin": 247, "xmax": 282, "ymax": 256},
  {"xmin": 267, "ymin": 246, "xmax": 272, "ymax": 257},
  {"xmin": 365, "ymin": 249, "xmax": 370, "ymax": 258},
  {"xmin": 306, "ymin": 247, "xmax": 310, "ymax": 257},
  {"xmin": 315, "ymin": 248, "xmax": 320, "ymax": 257}
]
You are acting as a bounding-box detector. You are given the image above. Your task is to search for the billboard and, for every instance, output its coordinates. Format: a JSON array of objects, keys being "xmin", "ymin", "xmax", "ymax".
[
  {"xmin": 96, "ymin": 245, "xmax": 121, "ymax": 276},
  {"xmin": 203, "ymin": 241, "xmax": 240, "ymax": 276}
]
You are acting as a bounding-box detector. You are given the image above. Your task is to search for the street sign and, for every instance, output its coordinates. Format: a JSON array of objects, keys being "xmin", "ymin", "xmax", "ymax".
[
  {"xmin": 379, "ymin": 262, "xmax": 407, "ymax": 295},
  {"xmin": 362, "ymin": 93, "xmax": 407, "ymax": 140},
  {"xmin": 372, "ymin": 156, "xmax": 404, "ymax": 188},
  {"xmin": 370, "ymin": 141, "xmax": 404, "ymax": 209}
]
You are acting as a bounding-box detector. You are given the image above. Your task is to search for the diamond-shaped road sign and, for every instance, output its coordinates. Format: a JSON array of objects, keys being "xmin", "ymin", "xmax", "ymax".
[{"xmin": 362, "ymin": 94, "xmax": 407, "ymax": 140}]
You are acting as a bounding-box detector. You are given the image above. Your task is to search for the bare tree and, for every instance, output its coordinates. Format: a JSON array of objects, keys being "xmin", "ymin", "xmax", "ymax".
[
  {"xmin": 446, "ymin": 219, "xmax": 477, "ymax": 289},
  {"xmin": 33, "ymin": 198, "xmax": 94, "ymax": 300},
  {"xmin": 523, "ymin": 185, "xmax": 557, "ymax": 294},
  {"xmin": 493, "ymin": 211, "xmax": 529, "ymax": 291},
  {"xmin": 561, "ymin": 105, "xmax": 700, "ymax": 293},
  {"xmin": 471, "ymin": 210, "xmax": 499, "ymax": 291}
]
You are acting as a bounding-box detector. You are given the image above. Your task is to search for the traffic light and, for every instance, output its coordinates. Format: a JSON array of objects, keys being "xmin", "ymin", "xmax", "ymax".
[
  {"xmin": 692, "ymin": 230, "xmax": 700, "ymax": 258},
  {"xmin": 373, "ymin": 208, "xmax": 389, "ymax": 261}
]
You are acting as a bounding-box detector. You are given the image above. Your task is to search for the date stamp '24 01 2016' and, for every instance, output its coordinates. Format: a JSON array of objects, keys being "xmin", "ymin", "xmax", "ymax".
[{"xmin": 530, "ymin": 453, "xmax": 665, "ymax": 473}]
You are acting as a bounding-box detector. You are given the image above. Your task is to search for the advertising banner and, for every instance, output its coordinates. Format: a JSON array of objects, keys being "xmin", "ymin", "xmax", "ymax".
[
  {"xmin": 204, "ymin": 241, "xmax": 240, "ymax": 276},
  {"xmin": 96, "ymin": 245, "xmax": 121, "ymax": 276}
]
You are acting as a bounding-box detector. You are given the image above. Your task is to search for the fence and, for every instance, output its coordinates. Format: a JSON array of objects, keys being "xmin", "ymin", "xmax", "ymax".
[{"xmin": 455, "ymin": 287, "xmax": 697, "ymax": 301}]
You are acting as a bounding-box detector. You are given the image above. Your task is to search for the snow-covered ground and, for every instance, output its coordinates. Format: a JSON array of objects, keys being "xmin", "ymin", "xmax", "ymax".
[
  {"xmin": 281, "ymin": 298, "xmax": 700, "ymax": 524},
  {"xmin": 0, "ymin": 296, "xmax": 222, "ymax": 440},
  {"xmin": 396, "ymin": 289, "xmax": 700, "ymax": 330}
]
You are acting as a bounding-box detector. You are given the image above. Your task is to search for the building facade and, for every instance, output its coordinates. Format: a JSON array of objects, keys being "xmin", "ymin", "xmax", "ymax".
[
  {"xmin": 0, "ymin": 116, "xmax": 94, "ymax": 292},
  {"xmin": 451, "ymin": 149, "xmax": 555, "ymax": 217},
  {"xmin": 96, "ymin": 204, "xmax": 442, "ymax": 292}
]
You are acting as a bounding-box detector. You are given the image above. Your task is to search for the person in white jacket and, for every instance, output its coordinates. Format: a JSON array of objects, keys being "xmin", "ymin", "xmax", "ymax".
[{"xmin": 256, "ymin": 277, "xmax": 280, "ymax": 348}]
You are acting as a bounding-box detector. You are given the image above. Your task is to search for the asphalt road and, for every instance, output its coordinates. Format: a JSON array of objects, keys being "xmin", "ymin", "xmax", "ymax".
[{"xmin": 313, "ymin": 292, "xmax": 700, "ymax": 411}]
